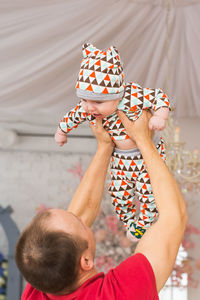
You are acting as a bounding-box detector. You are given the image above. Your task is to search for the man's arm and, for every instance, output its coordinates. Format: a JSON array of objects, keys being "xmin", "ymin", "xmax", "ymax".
[
  {"xmin": 67, "ymin": 118, "xmax": 114, "ymax": 227},
  {"xmin": 117, "ymin": 110, "xmax": 187, "ymax": 293}
]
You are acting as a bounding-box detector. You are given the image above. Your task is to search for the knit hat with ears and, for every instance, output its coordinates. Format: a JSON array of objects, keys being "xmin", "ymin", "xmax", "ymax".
[{"xmin": 76, "ymin": 43, "xmax": 125, "ymax": 101}]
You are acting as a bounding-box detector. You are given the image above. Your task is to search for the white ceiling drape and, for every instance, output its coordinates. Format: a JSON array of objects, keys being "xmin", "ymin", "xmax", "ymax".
[{"xmin": 0, "ymin": 0, "xmax": 200, "ymax": 133}]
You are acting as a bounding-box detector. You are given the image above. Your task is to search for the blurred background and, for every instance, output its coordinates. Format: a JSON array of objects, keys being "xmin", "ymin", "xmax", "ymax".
[{"xmin": 0, "ymin": 0, "xmax": 200, "ymax": 299}]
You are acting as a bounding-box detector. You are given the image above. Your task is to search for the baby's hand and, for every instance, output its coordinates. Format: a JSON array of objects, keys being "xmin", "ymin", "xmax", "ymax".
[
  {"xmin": 149, "ymin": 116, "xmax": 166, "ymax": 131},
  {"xmin": 55, "ymin": 127, "xmax": 67, "ymax": 146}
]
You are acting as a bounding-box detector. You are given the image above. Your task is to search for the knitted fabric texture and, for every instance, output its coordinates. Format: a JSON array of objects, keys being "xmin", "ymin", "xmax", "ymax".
[{"xmin": 76, "ymin": 43, "xmax": 125, "ymax": 101}]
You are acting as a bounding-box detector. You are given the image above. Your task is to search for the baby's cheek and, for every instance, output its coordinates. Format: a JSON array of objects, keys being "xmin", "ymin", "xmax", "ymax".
[
  {"xmin": 81, "ymin": 101, "xmax": 88, "ymax": 112},
  {"xmin": 104, "ymin": 106, "xmax": 116, "ymax": 116}
]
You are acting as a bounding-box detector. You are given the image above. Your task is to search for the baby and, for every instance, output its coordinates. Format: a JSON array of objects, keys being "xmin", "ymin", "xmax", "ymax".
[{"xmin": 55, "ymin": 43, "xmax": 170, "ymax": 240}]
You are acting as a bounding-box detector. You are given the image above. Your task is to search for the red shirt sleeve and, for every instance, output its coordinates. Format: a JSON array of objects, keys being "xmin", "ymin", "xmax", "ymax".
[{"xmin": 108, "ymin": 253, "xmax": 159, "ymax": 300}]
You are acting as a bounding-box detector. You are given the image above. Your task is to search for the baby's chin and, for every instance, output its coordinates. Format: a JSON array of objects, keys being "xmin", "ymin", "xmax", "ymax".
[{"xmin": 101, "ymin": 110, "xmax": 118, "ymax": 118}]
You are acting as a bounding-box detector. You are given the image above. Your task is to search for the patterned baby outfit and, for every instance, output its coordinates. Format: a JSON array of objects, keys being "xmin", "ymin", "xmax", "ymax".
[
  {"xmin": 59, "ymin": 82, "xmax": 170, "ymax": 239},
  {"xmin": 60, "ymin": 82, "xmax": 170, "ymax": 139},
  {"xmin": 109, "ymin": 137, "xmax": 166, "ymax": 239}
]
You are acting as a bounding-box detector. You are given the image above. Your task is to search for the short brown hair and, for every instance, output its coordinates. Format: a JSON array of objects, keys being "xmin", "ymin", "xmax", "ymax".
[{"xmin": 15, "ymin": 210, "xmax": 88, "ymax": 294}]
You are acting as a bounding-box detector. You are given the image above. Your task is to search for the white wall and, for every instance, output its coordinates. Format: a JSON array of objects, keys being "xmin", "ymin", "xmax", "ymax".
[{"xmin": 0, "ymin": 143, "xmax": 94, "ymax": 255}]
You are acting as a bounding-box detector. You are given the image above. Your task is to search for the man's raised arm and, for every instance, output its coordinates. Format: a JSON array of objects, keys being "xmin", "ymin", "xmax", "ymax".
[
  {"xmin": 67, "ymin": 118, "xmax": 114, "ymax": 227},
  {"xmin": 117, "ymin": 110, "xmax": 188, "ymax": 293}
]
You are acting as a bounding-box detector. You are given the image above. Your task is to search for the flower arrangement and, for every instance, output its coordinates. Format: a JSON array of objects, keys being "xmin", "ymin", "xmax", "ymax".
[
  {"xmin": 93, "ymin": 208, "xmax": 137, "ymax": 272},
  {"xmin": 0, "ymin": 253, "xmax": 8, "ymax": 300}
]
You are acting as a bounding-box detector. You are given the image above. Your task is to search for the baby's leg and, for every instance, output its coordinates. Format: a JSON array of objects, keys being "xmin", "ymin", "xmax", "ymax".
[
  {"xmin": 109, "ymin": 172, "xmax": 137, "ymax": 227},
  {"xmin": 109, "ymin": 150, "xmax": 143, "ymax": 231},
  {"xmin": 128, "ymin": 138, "xmax": 166, "ymax": 239},
  {"xmin": 134, "ymin": 171, "xmax": 158, "ymax": 236}
]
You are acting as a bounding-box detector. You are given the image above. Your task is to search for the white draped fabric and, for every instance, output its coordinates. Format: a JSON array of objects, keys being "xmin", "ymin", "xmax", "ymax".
[{"xmin": 0, "ymin": 0, "xmax": 200, "ymax": 133}]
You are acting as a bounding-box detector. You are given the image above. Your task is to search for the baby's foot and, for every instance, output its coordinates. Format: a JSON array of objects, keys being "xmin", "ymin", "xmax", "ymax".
[
  {"xmin": 127, "ymin": 223, "xmax": 146, "ymax": 241},
  {"xmin": 126, "ymin": 230, "xmax": 139, "ymax": 242}
]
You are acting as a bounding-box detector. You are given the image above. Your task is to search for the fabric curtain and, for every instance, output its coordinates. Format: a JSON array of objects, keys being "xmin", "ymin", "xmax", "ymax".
[{"xmin": 0, "ymin": 0, "xmax": 200, "ymax": 133}]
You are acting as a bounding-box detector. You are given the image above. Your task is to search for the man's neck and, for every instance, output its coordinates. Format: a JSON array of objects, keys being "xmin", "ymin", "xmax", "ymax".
[
  {"xmin": 56, "ymin": 268, "xmax": 98, "ymax": 296},
  {"xmin": 77, "ymin": 267, "xmax": 98, "ymax": 287}
]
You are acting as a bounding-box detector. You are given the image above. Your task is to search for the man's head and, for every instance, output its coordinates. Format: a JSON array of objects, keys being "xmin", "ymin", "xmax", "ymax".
[{"xmin": 15, "ymin": 209, "xmax": 96, "ymax": 295}]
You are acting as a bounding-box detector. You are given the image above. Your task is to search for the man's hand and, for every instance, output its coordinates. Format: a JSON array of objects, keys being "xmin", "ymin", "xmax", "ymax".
[
  {"xmin": 89, "ymin": 118, "xmax": 114, "ymax": 150},
  {"xmin": 117, "ymin": 110, "xmax": 154, "ymax": 144},
  {"xmin": 54, "ymin": 127, "xmax": 67, "ymax": 147}
]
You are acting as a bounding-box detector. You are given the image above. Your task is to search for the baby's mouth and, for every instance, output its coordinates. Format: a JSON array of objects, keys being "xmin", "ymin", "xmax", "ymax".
[{"xmin": 92, "ymin": 113, "xmax": 102, "ymax": 118}]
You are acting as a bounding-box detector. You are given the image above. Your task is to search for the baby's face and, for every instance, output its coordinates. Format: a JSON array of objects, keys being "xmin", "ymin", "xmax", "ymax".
[{"xmin": 81, "ymin": 98, "xmax": 121, "ymax": 118}]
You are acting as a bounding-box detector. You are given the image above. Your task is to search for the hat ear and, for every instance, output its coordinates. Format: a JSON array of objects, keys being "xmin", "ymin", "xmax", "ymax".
[
  {"xmin": 110, "ymin": 46, "xmax": 120, "ymax": 58},
  {"xmin": 82, "ymin": 43, "xmax": 100, "ymax": 58}
]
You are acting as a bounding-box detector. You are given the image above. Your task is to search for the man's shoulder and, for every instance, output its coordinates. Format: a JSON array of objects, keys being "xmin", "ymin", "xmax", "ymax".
[
  {"xmin": 105, "ymin": 253, "xmax": 159, "ymax": 300},
  {"xmin": 109, "ymin": 253, "xmax": 153, "ymax": 277}
]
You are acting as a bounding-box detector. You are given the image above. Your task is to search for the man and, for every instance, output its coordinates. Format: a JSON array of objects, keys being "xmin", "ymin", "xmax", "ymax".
[{"xmin": 15, "ymin": 111, "xmax": 187, "ymax": 299}]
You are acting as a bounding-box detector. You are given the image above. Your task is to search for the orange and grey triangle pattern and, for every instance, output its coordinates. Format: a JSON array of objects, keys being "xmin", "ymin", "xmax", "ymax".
[
  {"xmin": 118, "ymin": 82, "xmax": 171, "ymax": 115},
  {"xmin": 59, "ymin": 102, "xmax": 95, "ymax": 133},
  {"xmin": 76, "ymin": 43, "xmax": 124, "ymax": 95},
  {"xmin": 109, "ymin": 139, "xmax": 166, "ymax": 239},
  {"xmin": 59, "ymin": 82, "xmax": 170, "ymax": 141}
]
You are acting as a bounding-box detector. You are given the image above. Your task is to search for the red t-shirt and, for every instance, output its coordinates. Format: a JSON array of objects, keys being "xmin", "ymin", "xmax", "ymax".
[{"xmin": 21, "ymin": 253, "xmax": 159, "ymax": 300}]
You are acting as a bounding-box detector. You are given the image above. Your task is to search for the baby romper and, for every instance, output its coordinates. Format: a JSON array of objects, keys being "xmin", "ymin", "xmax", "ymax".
[{"xmin": 59, "ymin": 82, "xmax": 170, "ymax": 238}]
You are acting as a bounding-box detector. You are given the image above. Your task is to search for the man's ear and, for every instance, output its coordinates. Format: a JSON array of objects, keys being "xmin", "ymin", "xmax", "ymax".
[{"xmin": 80, "ymin": 249, "xmax": 94, "ymax": 271}]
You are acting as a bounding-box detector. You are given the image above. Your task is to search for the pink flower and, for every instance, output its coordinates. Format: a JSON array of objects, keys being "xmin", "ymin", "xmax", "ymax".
[
  {"xmin": 185, "ymin": 223, "xmax": 200, "ymax": 235},
  {"xmin": 68, "ymin": 162, "xmax": 83, "ymax": 180},
  {"xmin": 95, "ymin": 229, "xmax": 107, "ymax": 243},
  {"xmin": 95, "ymin": 256, "xmax": 115, "ymax": 273},
  {"xmin": 119, "ymin": 236, "xmax": 132, "ymax": 248},
  {"xmin": 188, "ymin": 276, "xmax": 199, "ymax": 288},
  {"xmin": 182, "ymin": 238, "xmax": 195, "ymax": 250},
  {"xmin": 96, "ymin": 255, "xmax": 106, "ymax": 269},
  {"xmin": 106, "ymin": 215, "xmax": 119, "ymax": 234}
]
